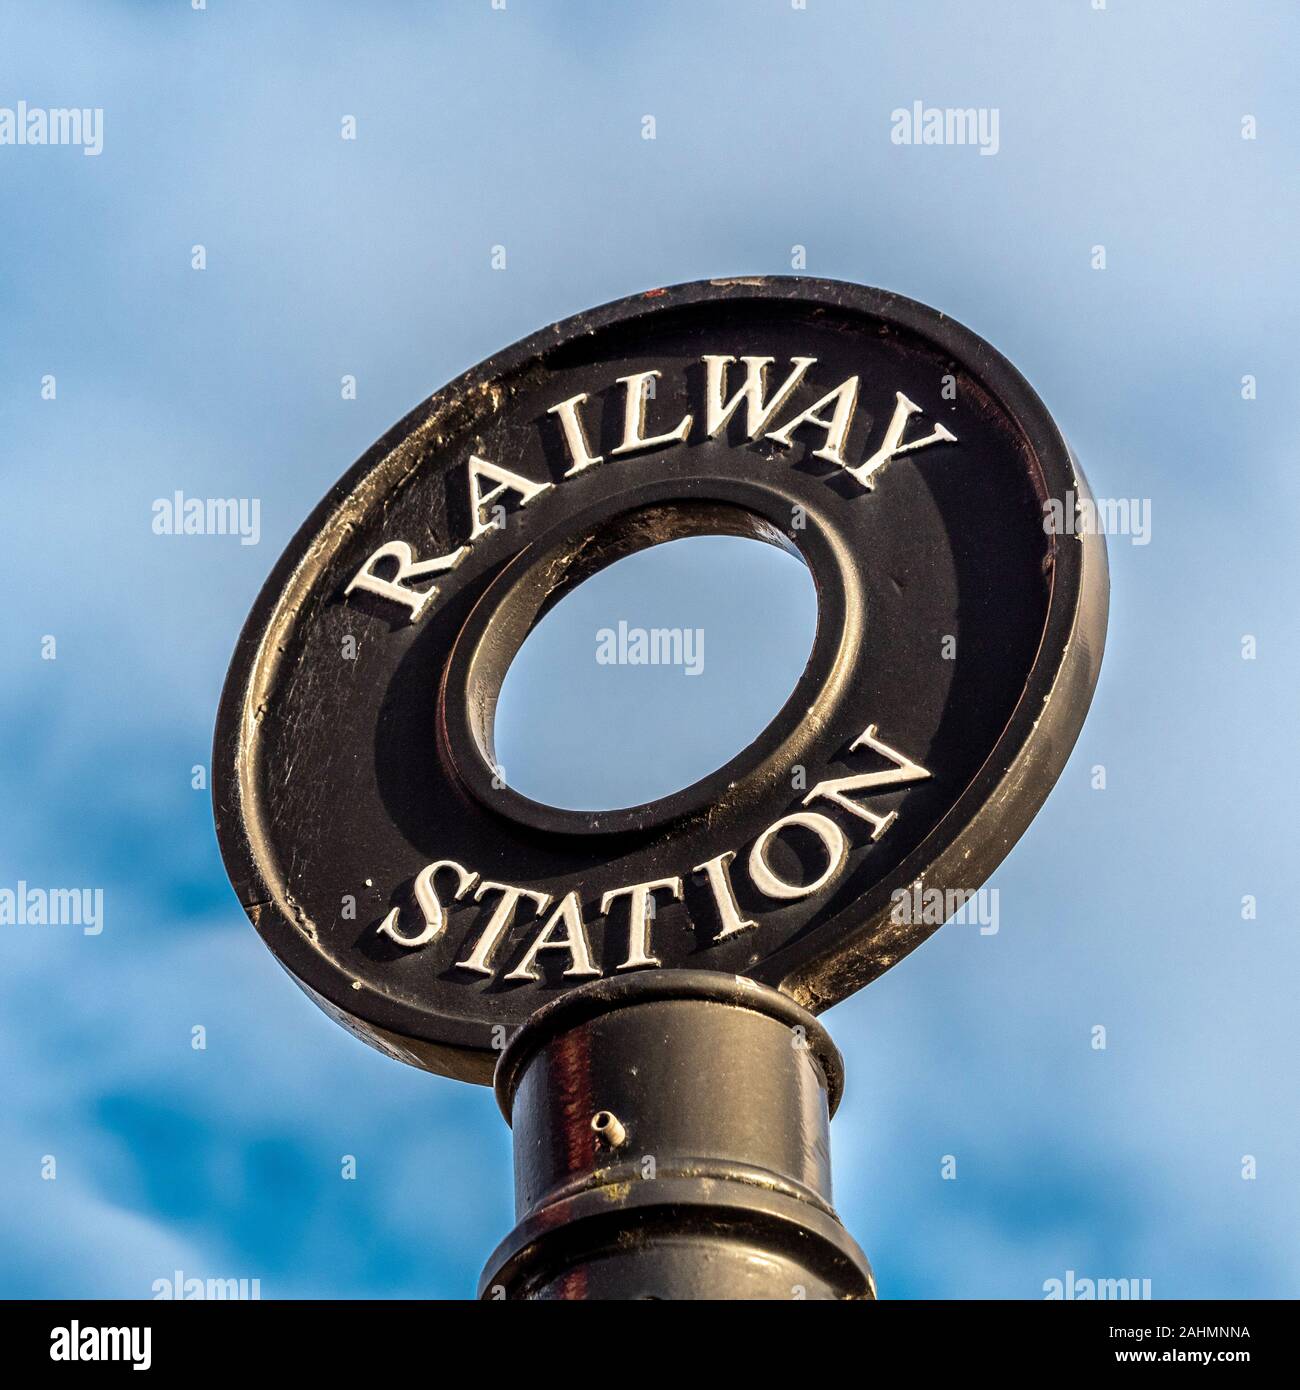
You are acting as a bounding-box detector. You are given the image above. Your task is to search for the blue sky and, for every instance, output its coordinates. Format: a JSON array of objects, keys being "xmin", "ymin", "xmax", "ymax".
[{"xmin": 1, "ymin": 0, "xmax": 1296, "ymax": 1298}]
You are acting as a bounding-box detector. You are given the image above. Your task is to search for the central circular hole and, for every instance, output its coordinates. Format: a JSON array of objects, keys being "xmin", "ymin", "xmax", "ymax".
[{"xmin": 493, "ymin": 535, "xmax": 818, "ymax": 811}]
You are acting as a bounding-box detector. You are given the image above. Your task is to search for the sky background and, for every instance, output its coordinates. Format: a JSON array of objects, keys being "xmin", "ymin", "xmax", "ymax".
[{"xmin": 2, "ymin": 0, "xmax": 1297, "ymax": 1299}]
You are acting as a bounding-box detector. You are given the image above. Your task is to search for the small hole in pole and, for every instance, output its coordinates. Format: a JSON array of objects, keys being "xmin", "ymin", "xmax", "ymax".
[{"xmin": 591, "ymin": 1110, "xmax": 627, "ymax": 1148}]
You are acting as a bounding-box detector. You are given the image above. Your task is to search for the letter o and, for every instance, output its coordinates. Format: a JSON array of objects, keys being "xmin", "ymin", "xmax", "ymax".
[{"xmin": 749, "ymin": 811, "xmax": 848, "ymax": 901}]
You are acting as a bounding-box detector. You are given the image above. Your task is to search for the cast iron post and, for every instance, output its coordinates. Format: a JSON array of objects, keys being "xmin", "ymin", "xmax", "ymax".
[{"xmin": 479, "ymin": 973, "xmax": 874, "ymax": 1300}]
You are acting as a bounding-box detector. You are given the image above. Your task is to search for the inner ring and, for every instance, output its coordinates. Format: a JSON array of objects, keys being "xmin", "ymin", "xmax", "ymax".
[{"xmin": 437, "ymin": 479, "xmax": 864, "ymax": 838}]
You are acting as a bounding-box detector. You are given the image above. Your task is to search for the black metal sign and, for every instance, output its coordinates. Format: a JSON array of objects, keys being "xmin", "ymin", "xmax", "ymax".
[{"xmin": 213, "ymin": 277, "xmax": 1107, "ymax": 1085}]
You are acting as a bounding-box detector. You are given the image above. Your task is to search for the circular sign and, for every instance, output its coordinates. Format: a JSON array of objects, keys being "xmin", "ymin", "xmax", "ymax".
[{"xmin": 213, "ymin": 278, "xmax": 1108, "ymax": 1084}]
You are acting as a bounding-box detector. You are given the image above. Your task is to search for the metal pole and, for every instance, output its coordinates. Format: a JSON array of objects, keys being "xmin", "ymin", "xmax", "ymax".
[{"xmin": 479, "ymin": 971, "xmax": 874, "ymax": 1300}]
